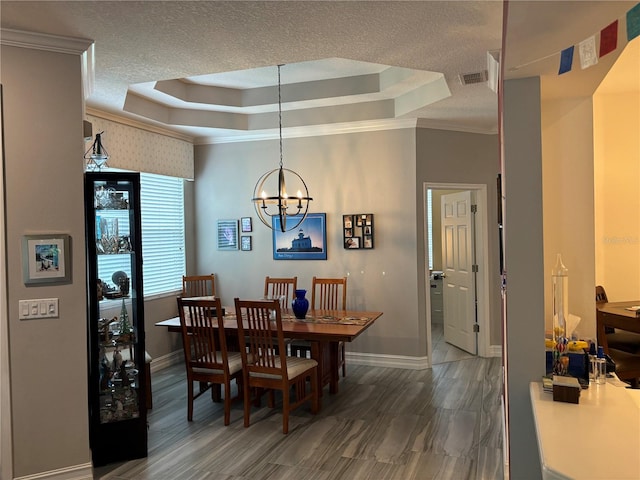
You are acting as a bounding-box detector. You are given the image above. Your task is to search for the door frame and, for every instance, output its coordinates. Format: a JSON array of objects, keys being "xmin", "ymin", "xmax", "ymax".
[{"xmin": 423, "ymin": 182, "xmax": 491, "ymax": 366}]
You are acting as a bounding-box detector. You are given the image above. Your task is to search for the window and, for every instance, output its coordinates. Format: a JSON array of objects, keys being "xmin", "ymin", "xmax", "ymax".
[{"xmin": 140, "ymin": 173, "xmax": 185, "ymax": 296}]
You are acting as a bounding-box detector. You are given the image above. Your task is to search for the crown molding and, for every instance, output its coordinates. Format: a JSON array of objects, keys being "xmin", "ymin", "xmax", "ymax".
[
  {"xmin": 86, "ymin": 108, "xmax": 196, "ymax": 143},
  {"xmin": 195, "ymin": 118, "xmax": 420, "ymax": 145},
  {"xmin": 0, "ymin": 28, "xmax": 93, "ymax": 55},
  {"xmin": 416, "ymin": 118, "xmax": 498, "ymax": 135}
]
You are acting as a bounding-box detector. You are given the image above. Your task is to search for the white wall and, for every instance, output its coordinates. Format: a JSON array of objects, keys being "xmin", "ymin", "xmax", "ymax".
[{"xmin": 2, "ymin": 45, "xmax": 91, "ymax": 477}]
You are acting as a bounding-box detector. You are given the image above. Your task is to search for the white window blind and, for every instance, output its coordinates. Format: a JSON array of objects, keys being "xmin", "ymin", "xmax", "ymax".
[{"xmin": 140, "ymin": 173, "xmax": 185, "ymax": 296}]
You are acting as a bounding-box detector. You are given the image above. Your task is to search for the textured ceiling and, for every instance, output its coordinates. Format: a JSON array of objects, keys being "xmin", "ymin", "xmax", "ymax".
[{"xmin": 0, "ymin": 1, "xmax": 637, "ymax": 144}]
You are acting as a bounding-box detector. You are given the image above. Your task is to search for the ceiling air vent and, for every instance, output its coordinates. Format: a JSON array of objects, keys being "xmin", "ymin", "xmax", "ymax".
[{"xmin": 458, "ymin": 70, "xmax": 488, "ymax": 86}]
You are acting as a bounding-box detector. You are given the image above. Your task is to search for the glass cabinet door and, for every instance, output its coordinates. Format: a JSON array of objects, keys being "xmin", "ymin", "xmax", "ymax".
[{"xmin": 85, "ymin": 172, "xmax": 147, "ymax": 466}]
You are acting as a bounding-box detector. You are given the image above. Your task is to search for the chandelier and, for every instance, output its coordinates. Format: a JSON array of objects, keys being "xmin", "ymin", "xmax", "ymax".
[
  {"xmin": 251, "ymin": 65, "xmax": 312, "ymax": 233},
  {"xmin": 84, "ymin": 131, "xmax": 109, "ymax": 171}
]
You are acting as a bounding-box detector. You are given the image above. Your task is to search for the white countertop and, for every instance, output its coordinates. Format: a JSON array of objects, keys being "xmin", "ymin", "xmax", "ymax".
[{"xmin": 530, "ymin": 379, "xmax": 640, "ymax": 480}]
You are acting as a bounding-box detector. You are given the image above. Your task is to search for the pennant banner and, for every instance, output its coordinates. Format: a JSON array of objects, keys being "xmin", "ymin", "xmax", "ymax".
[
  {"xmin": 600, "ymin": 20, "xmax": 618, "ymax": 57},
  {"xmin": 555, "ymin": 2, "xmax": 639, "ymax": 75},
  {"xmin": 579, "ymin": 36, "xmax": 598, "ymax": 69},
  {"xmin": 559, "ymin": 46, "xmax": 574, "ymax": 75},
  {"xmin": 628, "ymin": 3, "xmax": 640, "ymax": 41}
]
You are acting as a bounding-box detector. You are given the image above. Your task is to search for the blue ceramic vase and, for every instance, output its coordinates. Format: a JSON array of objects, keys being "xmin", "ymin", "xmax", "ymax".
[{"xmin": 292, "ymin": 289, "xmax": 309, "ymax": 319}]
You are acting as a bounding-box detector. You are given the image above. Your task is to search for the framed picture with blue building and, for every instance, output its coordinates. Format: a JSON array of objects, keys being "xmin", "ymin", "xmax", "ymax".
[{"xmin": 272, "ymin": 213, "xmax": 327, "ymax": 260}]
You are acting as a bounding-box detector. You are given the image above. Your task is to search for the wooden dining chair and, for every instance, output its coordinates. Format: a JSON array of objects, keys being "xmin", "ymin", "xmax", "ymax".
[
  {"xmin": 177, "ymin": 296, "xmax": 243, "ymax": 425},
  {"xmin": 234, "ymin": 298, "xmax": 319, "ymax": 434},
  {"xmin": 291, "ymin": 276, "xmax": 348, "ymax": 377},
  {"xmin": 182, "ymin": 274, "xmax": 216, "ymax": 298},
  {"xmin": 264, "ymin": 276, "xmax": 297, "ymax": 311}
]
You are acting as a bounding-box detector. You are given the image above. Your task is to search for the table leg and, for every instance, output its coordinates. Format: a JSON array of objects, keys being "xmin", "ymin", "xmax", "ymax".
[{"xmin": 310, "ymin": 340, "xmax": 340, "ymax": 394}]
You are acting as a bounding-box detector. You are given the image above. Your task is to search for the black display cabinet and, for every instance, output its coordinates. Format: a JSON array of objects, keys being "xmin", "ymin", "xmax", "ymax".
[{"xmin": 84, "ymin": 172, "xmax": 147, "ymax": 466}]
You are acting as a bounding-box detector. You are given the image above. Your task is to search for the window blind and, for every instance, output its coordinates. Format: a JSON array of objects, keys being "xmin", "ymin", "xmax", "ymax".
[{"xmin": 140, "ymin": 173, "xmax": 185, "ymax": 296}]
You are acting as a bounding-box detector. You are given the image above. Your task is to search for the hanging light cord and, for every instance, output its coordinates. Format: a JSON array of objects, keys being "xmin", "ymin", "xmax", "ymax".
[{"xmin": 278, "ymin": 64, "xmax": 284, "ymax": 170}]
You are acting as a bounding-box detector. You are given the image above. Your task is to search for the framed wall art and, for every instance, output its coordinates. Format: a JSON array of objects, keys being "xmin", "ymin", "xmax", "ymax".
[
  {"xmin": 272, "ymin": 213, "xmax": 327, "ymax": 260},
  {"xmin": 241, "ymin": 235, "xmax": 252, "ymax": 251},
  {"xmin": 343, "ymin": 214, "xmax": 374, "ymax": 249},
  {"xmin": 217, "ymin": 219, "xmax": 239, "ymax": 250},
  {"xmin": 241, "ymin": 217, "xmax": 253, "ymax": 232},
  {"xmin": 22, "ymin": 234, "xmax": 71, "ymax": 285}
]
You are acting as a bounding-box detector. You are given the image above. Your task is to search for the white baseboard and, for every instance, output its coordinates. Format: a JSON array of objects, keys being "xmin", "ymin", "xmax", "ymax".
[
  {"xmin": 153, "ymin": 346, "xmax": 503, "ymax": 374},
  {"xmin": 347, "ymin": 345, "xmax": 503, "ymax": 370},
  {"xmin": 14, "ymin": 463, "xmax": 93, "ymax": 480},
  {"xmin": 346, "ymin": 351, "xmax": 431, "ymax": 369},
  {"xmin": 488, "ymin": 344, "xmax": 503, "ymax": 357},
  {"xmin": 149, "ymin": 350, "xmax": 183, "ymax": 373}
]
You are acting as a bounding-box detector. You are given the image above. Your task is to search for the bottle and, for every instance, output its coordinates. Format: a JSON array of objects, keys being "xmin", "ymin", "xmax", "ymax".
[
  {"xmin": 552, "ymin": 254, "xmax": 569, "ymax": 343},
  {"xmin": 589, "ymin": 341, "xmax": 598, "ymax": 383},
  {"xmin": 596, "ymin": 346, "xmax": 607, "ymax": 385}
]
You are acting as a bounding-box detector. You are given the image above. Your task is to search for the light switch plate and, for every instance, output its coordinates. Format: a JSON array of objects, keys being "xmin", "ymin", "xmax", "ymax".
[{"xmin": 18, "ymin": 298, "xmax": 58, "ymax": 319}]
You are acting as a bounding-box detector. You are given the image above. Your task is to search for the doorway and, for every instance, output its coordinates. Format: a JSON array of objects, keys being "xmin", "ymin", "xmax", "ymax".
[{"xmin": 424, "ymin": 182, "xmax": 491, "ymax": 367}]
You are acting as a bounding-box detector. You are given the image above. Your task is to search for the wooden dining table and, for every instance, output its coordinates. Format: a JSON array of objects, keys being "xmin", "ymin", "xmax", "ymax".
[
  {"xmin": 596, "ymin": 300, "xmax": 640, "ymax": 351},
  {"xmin": 155, "ymin": 307, "xmax": 383, "ymax": 395}
]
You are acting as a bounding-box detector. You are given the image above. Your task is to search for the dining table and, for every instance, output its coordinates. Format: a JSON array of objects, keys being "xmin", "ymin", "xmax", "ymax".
[
  {"xmin": 596, "ymin": 300, "xmax": 640, "ymax": 350},
  {"xmin": 155, "ymin": 305, "xmax": 383, "ymax": 395}
]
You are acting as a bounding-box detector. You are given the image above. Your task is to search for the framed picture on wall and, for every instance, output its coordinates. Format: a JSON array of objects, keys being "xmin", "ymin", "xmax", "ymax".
[
  {"xmin": 241, "ymin": 235, "xmax": 252, "ymax": 251},
  {"xmin": 241, "ymin": 217, "xmax": 252, "ymax": 232},
  {"xmin": 217, "ymin": 219, "xmax": 238, "ymax": 250},
  {"xmin": 22, "ymin": 234, "xmax": 71, "ymax": 285},
  {"xmin": 272, "ymin": 213, "xmax": 327, "ymax": 260}
]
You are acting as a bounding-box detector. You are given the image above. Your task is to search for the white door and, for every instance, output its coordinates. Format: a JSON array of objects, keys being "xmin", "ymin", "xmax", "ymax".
[{"xmin": 441, "ymin": 191, "xmax": 477, "ymax": 354}]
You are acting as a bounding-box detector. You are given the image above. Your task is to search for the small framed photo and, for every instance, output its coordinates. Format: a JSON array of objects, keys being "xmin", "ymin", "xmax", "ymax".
[
  {"xmin": 241, "ymin": 236, "xmax": 252, "ymax": 251},
  {"xmin": 217, "ymin": 219, "xmax": 238, "ymax": 250},
  {"xmin": 364, "ymin": 236, "xmax": 373, "ymax": 249},
  {"xmin": 22, "ymin": 234, "xmax": 71, "ymax": 285},
  {"xmin": 241, "ymin": 217, "xmax": 252, "ymax": 233},
  {"xmin": 345, "ymin": 237, "xmax": 360, "ymax": 249},
  {"xmin": 343, "ymin": 215, "xmax": 352, "ymax": 229}
]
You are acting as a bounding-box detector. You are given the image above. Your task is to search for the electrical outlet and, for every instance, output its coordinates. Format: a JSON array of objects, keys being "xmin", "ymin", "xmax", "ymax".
[{"xmin": 18, "ymin": 298, "xmax": 58, "ymax": 319}]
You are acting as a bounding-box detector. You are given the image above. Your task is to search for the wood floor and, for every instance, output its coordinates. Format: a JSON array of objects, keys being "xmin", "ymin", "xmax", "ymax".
[{"xmin": 93, "ymin": 352, "xmax": 504, "ymax": 480}]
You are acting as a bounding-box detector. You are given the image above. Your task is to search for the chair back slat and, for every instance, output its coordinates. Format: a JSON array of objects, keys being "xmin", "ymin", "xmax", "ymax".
[
  {"xmin": 264, "ymin": 276, "xmax": 297, "ymax": 312},
  {"xmin": 182, "ymin": 274, "xmax": 216, "ymax": 298},
  {"xmin": 177, "ymin": 297, "xmax": 227, "ymax": 372},
  {"xmin": 596, "ymin": 285, "xmax": 608, "ymax": 304},
  {"xmin": 311, "ymin": 276, "xmax": 347, "ymax": 310},
  {"xmin": 234, "ymin": 299, "xmax": 287, "ymax": 376}
]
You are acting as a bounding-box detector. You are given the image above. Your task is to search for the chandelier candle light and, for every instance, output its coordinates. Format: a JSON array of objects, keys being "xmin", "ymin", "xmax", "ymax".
[{"xmin": 252, "ymin": 64, "xmax": 312, "ymax": 233}]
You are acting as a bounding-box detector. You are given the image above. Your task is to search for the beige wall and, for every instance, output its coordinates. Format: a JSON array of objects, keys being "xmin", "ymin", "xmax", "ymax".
[
  {"xmin": 594, "ymin": 90, "xmax": 640, "ymax": 301},
  {"xmin": 416, "ymin": 129, "xmax": 501, "ymax": 347},
  {"xmin": 194, "ymin": 129, "xmax": 424, "ymax": 357},
  {"xmin": 2, "ymin": 45, "xmax": 91, "ymax": 476},
  {"xmin": 541, "ymin": 96, "xmax": 596, "ymax": 340},
  {"xmin": 503, "ymin": 76, "xmax": 545, "ymax": 479}
]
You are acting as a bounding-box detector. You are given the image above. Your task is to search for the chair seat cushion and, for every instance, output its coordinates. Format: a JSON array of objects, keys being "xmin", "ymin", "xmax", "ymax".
[
  {"xmin": 192, "ymin": 351, "xmax": 243, "ymax": 375},
  {"xmin": 250, "ymin": 356, "xmax": 317, "ymax": 380}
]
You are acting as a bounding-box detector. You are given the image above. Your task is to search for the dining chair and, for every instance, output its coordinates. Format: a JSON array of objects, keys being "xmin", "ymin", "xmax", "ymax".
[
  {"xmin": 264, "ymin": 276, "xmax": 297, "ymax": 311},
  {"xmin": 182, "ymin": 274, "xmax": 216, "ymax": 298},
  {"xmin": 291, "ymin": 276, "xmax": 348, "ymax": 377},
  {"xmin": 177, "ymin": 296, "xmax": 243, "ymax": 425},
  {"xmin": 234, "ymin": 298, "xmax": 319, "ymax": 434}
]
